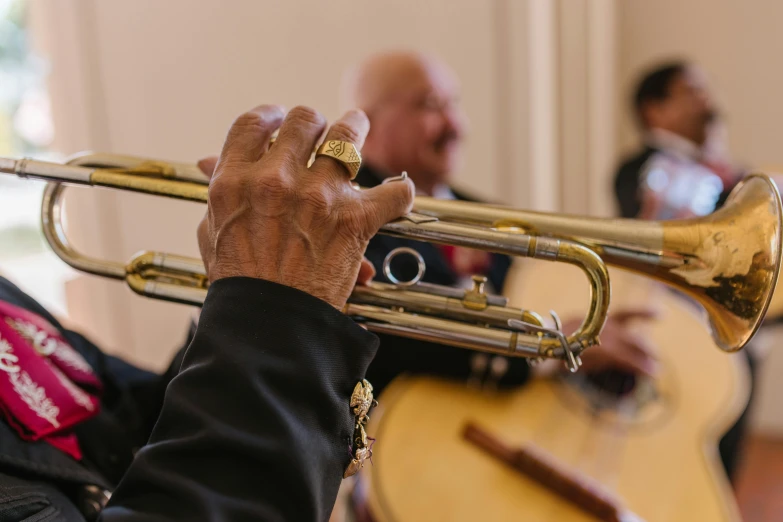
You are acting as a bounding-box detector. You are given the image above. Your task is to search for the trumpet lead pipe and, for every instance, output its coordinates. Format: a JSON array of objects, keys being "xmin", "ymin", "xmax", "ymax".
[{"xmin": 1, "ymin": 158, "xmax": 94, "ymax": 184}]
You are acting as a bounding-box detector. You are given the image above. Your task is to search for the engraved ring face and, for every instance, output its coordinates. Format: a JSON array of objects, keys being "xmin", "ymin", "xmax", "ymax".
[{"xmin": 315, "ymin": 140, "xmax": 362, "ymax": 180}]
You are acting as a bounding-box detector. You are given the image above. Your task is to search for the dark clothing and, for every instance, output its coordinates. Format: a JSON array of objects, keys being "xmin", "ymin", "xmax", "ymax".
[
  {"xmin": 0, "ymin": 276, "xmax": 378, "ymax": 521},
  {"xmin": 355, "ymin": 166, "xmax": 531, "ymax": 394},
  {"xmin": 0, "ymin": 470, "xmax": 87, "ymax": 521},
  {"xmin": 0, "ymin": 276, "xmax": 169, "ymax": 497},
  {"xmin": 612, "ymin": 147, "xmax": 753, "ymax": 483},
  {"xmin": 613, "ymin": 147, "xmax": 657, "ymax": 219},
  {"xmin": 355, "ymin": 167, "xmax": 511, "ymax": 293}
]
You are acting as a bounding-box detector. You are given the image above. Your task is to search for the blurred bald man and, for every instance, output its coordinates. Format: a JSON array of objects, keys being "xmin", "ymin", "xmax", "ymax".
[
  {"xmin": 346, "ymin": 51, "xmax": 466, "ymax": 195},
  {"xmin": 345, "ymin": 51, "xmax": 508, "ymax": 293},
  {"xmin": 343, "ymin": 51, "xmax": 658, "ymax": 396},
  {"xmin": 342, "ymin": 52, "xmax": 518, "ymax": 393}
]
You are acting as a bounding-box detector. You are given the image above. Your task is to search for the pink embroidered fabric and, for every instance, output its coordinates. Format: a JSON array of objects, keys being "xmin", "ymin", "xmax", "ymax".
[{"xmin": 0, "ymin": 301, "xmax": 102, "ymax": 460}]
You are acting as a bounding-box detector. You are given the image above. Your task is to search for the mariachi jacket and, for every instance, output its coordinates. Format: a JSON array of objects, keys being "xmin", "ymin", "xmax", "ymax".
[{"xmin": 0, "ymin": 276, "xmax": 379, "ymax": 521}]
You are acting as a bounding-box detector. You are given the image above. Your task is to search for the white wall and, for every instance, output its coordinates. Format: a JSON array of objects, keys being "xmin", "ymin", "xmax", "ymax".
[{"xmin": 618, "ymin": 0, "xmax": 783, "ymax": 169}]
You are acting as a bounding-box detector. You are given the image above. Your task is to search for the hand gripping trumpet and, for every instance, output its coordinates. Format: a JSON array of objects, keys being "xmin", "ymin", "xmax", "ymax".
[{"xmin": 1, "ymin": 153, "xmax": 780, "ymax": 372}]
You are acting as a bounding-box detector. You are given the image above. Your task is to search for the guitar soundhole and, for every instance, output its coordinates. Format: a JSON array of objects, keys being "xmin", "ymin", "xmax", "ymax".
[
  {"xmin": 585, "ymin": 370, "xmax": 637, "ymax": 397},
  {"xmin": 558, "ymin": 363, "xmax": 675, "ymax": 430}
]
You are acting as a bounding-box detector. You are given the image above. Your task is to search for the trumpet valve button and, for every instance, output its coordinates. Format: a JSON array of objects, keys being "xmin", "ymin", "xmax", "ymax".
[
  {"xmin": 463, "ymin": 275, "xmax": 490, "ymax": 311},
  {"xmin": 470, "ymin": 275, "xmax": 488, "ymax": 294}
]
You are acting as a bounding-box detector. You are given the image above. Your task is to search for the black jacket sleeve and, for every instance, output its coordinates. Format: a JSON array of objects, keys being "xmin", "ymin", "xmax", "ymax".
[{"xmin": 99, "ymin": 277, "xmax": 379, "ymax": 522}]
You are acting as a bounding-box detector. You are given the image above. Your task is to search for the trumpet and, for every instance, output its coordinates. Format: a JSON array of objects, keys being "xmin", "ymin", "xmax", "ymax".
[{"xmin": 1, "ymin": 153, "xmax": 781, "ymax": 372}]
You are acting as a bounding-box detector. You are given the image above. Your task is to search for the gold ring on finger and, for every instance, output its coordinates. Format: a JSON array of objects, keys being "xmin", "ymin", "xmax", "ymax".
[{"xmin": 315, "ymin": 140, "xmax": 362, "ymax": 180}]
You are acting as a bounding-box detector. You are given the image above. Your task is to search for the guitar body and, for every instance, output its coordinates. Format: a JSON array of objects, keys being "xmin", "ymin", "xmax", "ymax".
[{"xmin": 361, "ymin": 260, "xmax": 750, "ymax": 522}]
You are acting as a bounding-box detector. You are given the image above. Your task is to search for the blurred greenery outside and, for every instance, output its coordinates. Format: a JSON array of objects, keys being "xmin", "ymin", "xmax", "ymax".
[
  {"xmin": 0, "ymin": 0, "xmax": 73, "ymax": 317},
  {"xmin": 0, "ymin": 0, "xmax": 53, "ymax": 260}
]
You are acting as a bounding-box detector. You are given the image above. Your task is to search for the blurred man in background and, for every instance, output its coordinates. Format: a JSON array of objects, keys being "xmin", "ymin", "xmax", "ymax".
[
  {"xmin": 346, "ymin": 51, "xmax": 506, "ymax": 293},
  {"xmin": 613, "ymin": 60, "xmax": 753, "ymax": 482},
  {"xmin": 614, "ymin": 61, "xmax": 743, "ymax": 221}
]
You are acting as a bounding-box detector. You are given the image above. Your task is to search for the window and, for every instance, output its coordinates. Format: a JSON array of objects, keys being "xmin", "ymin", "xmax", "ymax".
[{"xmin": 0, "ymin": 0, "xmax": 75, "ymax": 317}]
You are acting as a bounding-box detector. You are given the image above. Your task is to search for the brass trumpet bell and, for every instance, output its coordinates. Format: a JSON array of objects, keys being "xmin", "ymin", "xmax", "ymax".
[{"xmin": 412, "ymin": 173, "xmax": 783, "ymax": 352}]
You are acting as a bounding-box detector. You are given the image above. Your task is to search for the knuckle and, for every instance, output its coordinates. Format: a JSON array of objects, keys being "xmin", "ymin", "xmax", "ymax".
[
  {"xmin": 208, "ymin": 176, "xmax": 235, "ymax": 202},
  {"xmin": 231, "ymin": 110, "xmax": 270, "ymax": 134},
  {"xmin": 327, "ymin": 121, "xmax": 361, "ymax": 144},
  {"xmin": 255, "ymin": 171, "xmax": 295, "ymax": 199},
  {"xmin": 301, "ymin": 187, "xmax": 334, "ymax": 216},
  {"xmin": 286, "ymin": 105, "xmax": 326, "ymax": 128}
]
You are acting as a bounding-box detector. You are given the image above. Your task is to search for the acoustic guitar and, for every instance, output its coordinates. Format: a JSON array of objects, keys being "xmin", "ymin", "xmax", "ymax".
[{"xmin": 358, "ymin": 259, "xmax": 750, "ymax": 522}]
